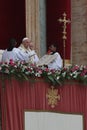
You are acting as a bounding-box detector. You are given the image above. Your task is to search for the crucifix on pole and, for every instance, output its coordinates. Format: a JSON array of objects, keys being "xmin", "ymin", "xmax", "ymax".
[{"xmin": 58, "ymin": 12, "xmax": 70, "ymax": 66}]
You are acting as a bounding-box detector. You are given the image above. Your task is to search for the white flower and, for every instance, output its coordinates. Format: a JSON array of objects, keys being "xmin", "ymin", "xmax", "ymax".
[
  {"xmin": 56, "ymin": 76, "xmax": 60, "ymax": 80},
  {"xmin": 35, "ymin": 73, "xmax": 41, "ymax": 77}
]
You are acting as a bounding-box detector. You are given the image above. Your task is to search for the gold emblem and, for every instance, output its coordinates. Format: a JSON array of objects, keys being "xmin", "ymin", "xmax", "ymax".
[{"xmin": 46, "ymin": 86, "xmax": 60, "ymax": 108}]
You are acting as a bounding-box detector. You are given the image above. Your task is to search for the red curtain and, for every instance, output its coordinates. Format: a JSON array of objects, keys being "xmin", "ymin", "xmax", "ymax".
[
  {"xmin": 46, "ymin": 0, "xmax": 71, "ymax": 60},
  {"xmin": 0, "ymin": 0, "xmax": 26, "ymax": 49},
  {"xmin": 0, "ymin": 79, "xmax": 87, "ymax": 130}
]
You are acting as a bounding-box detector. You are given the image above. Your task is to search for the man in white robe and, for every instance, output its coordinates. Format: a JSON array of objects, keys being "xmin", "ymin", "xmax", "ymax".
[
  {"xmin": 18, "ymin": 37, "xmax": 39, "ymax": 64},
  {"xmin": 1, "ymin": 38, "xmax": 19, "ymax": 63},
  {"xmin": 13, "ymin": 47, "xmax": 29, "ymax": 62},
  {"xmin": 47, "ymin": 44, "xmax": 63, "ymax": 70},
  {"xmin": 1, "ymin": 48, "xmax": 18, "ymax": 63},
  {"xmin": 48, "ymin": 52, "xmax": 63, "ymax": 70}
]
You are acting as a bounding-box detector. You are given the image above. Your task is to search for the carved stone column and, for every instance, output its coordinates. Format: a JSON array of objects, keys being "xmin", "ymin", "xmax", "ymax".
[
  {"xmin": 71, "ymin": 0, "xmax": 87, "ymax": 65},
  {"xmin": 25, "ymin": 0, "xmax": 40, "ymax": 56}
]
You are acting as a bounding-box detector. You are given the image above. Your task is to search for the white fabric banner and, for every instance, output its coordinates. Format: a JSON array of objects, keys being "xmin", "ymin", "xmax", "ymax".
[{"xmin": 24, "ymin": 111, "xmax": 83, "ymax": 130}]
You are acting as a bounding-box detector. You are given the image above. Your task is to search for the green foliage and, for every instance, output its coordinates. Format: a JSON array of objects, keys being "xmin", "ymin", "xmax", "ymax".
[{"xmin": 0, "ymin": 61, "xmax": 87, "ymax": 86}]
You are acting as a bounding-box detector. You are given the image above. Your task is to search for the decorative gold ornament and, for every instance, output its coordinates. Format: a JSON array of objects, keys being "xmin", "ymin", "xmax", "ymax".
[
  {"xmin": 46, "ymin": 86, "xmax": 60, "ymax": 108},
  {"xmin": 58, "ymin": 12, "xmax": 71, "ymax": 40},
  {"xmin": 58, "ymin": 12, "xmax": 71, "ymax": 67}
]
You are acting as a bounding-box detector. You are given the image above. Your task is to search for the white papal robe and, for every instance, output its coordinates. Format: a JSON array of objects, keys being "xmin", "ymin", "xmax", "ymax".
[
  {"xmin": 13, "ymin": 48, "xmax": 29, "ymax": 62},
  {"xmin": 18, "ymin": 44, "xmax": 39, "ymax": 64}
]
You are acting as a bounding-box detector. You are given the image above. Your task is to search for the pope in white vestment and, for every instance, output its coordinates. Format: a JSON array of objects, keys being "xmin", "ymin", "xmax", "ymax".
[
  {"xmin": 18, "ymin": 37, "xmax": 39, "ymax": 64},
  {"xmin": 13, "ymin": 47, "xmax": 30, "ymax": 62}
]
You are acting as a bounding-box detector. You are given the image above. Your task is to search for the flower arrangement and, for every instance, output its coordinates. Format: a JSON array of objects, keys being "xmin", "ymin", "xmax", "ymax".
[{"xmin": 0, "ymin": 59, "xmax": 87, "ymax": 86}]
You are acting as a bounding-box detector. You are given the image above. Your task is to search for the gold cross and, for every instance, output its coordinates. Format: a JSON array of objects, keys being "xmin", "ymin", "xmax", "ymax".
[
  {"xmin": 58, "ymin": 12, "xmax": 70, "ymax": 40},
  {"xmin": 46, "ymin": 86, "xmax": 60, "ymax": 108},
  {"xmin": 58, "ymin": 12, "xmax": 71, "ymax": 66}
]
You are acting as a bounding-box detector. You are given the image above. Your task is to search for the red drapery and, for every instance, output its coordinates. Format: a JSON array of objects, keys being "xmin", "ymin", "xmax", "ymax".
[
  {"xmin": 0, "ymin": 0, "xmax": 26, "ymax": 49},
  {"xmin": 0, "ymin": 79, "xmax": 87, "ymax": 130},
  {"xmin": 46, "ymin": 0, "xmax": 71, "ymax": 60}
]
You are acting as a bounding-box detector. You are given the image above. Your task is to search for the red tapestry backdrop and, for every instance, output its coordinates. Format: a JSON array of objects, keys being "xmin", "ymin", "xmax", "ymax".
[
  {"xmin": 46, "ymin": 0, "xmax": 71, "ymax": 60},
  {"xmin": 0, "ymin": 0, "xmax": 26, "ymax": 49},
  {"xmin": 0, "ymin": 79, "xmax": 87, "ymax": 130}
]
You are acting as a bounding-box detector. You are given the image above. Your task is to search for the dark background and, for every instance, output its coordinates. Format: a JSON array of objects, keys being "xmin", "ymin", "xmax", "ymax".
[
  {"xmin": 0, "ymin": 0, "xmax": 26, "ymax": 48},
  {"xmin": 0, "ymin": 0, "xmax": 71, "ymax": 59},
  {"xmin": 46, "ymin": 0, "xmax": 71, "ymax": 59}
]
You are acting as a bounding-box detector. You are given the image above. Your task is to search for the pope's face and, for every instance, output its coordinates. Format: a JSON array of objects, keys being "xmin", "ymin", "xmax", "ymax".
[{"xmin": 23, "ymin": 39, "xmax": 31, "ymax": 49}]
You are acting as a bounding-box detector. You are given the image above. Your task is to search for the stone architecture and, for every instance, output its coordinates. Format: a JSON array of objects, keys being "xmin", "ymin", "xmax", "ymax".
[
  {"xmin": 71, "ymin": 0, "xmax": 87, "ymax": 65},
  {"xmin": 25, "ymin": 0, "xmax": 87, "ymax": 65},
  {"xmin": 25, "ymin": 0, "xmax": 46, "ymax": 57},
  {"xmin": 25, "ymin": 0, "xmax": 40, "ymax": 57}
]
